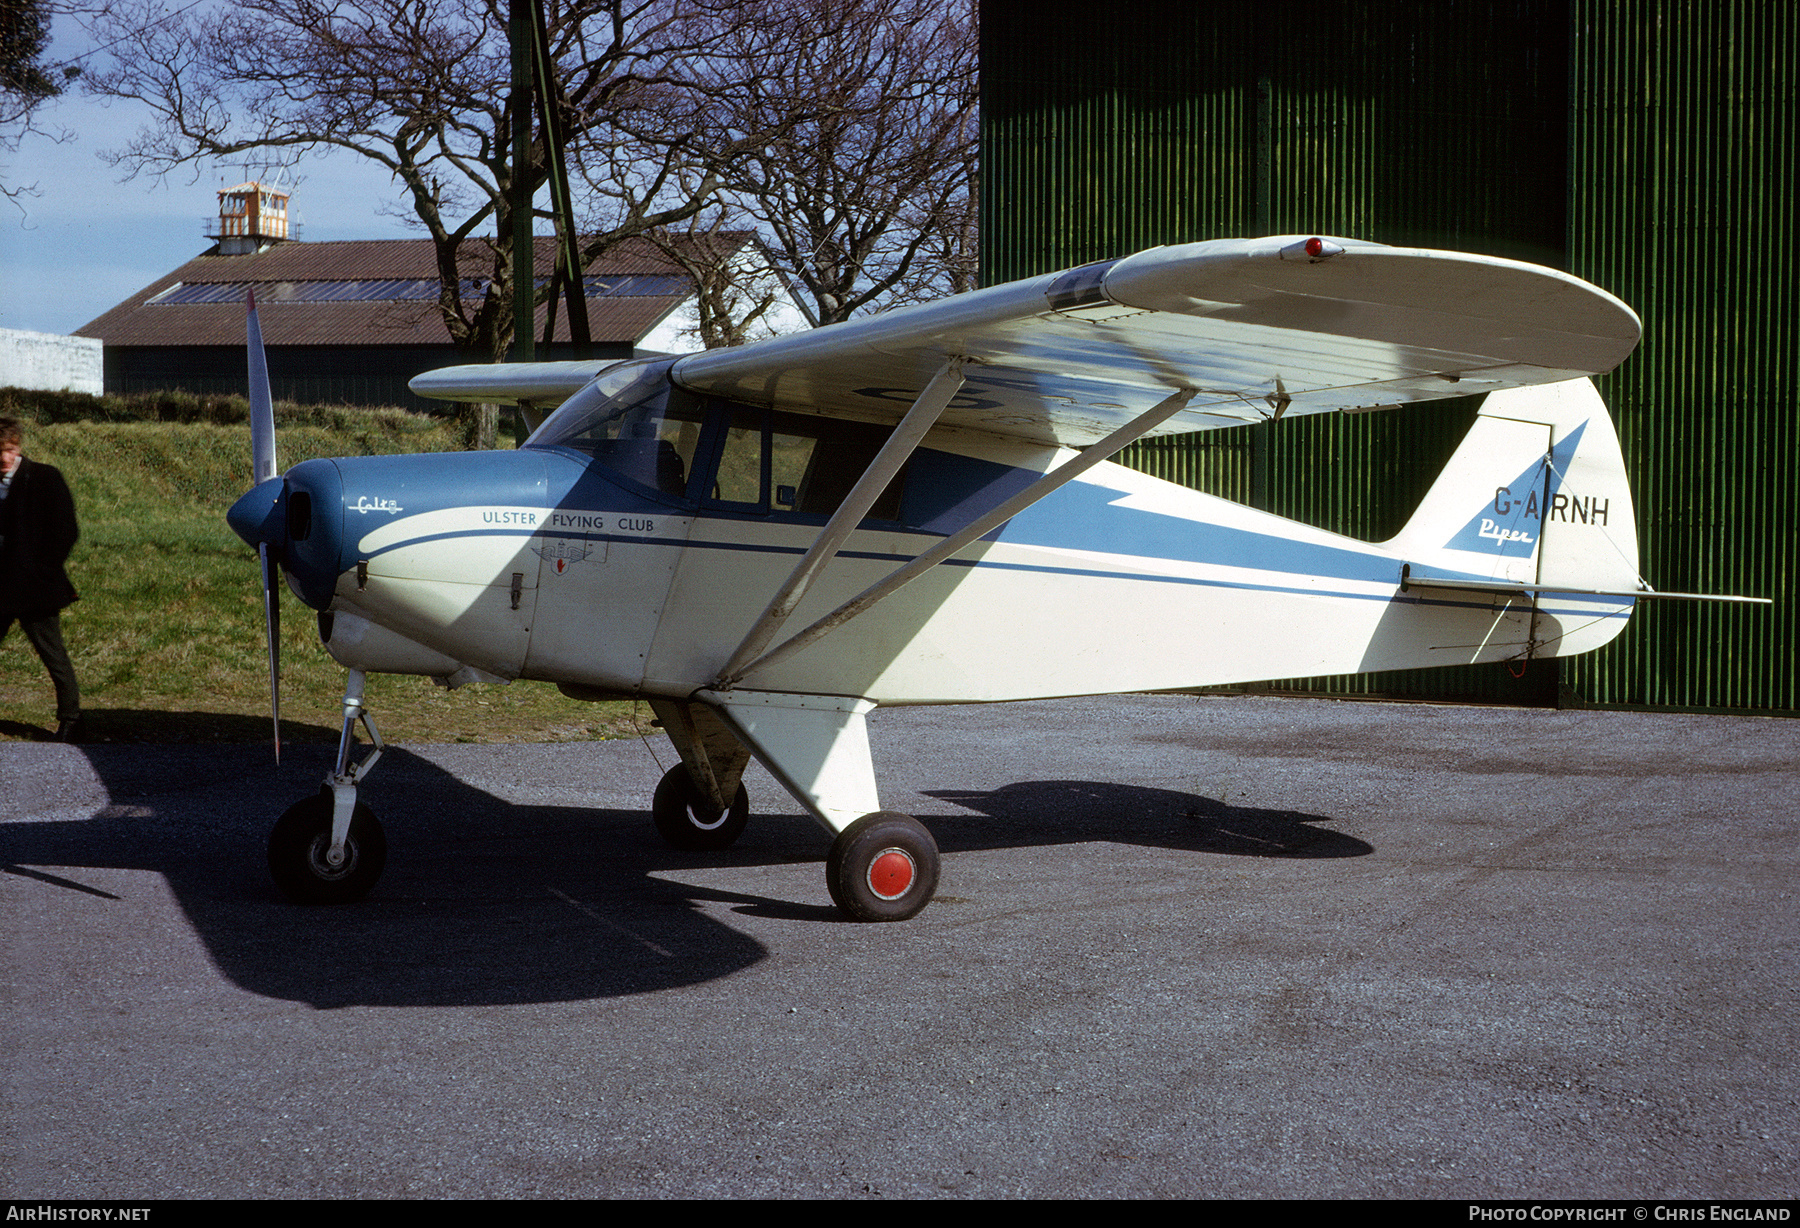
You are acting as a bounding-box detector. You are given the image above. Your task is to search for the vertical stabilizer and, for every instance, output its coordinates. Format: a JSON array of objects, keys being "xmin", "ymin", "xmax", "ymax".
[{"xmin": 1387, "ymin": 378, "xmax": 1639, "ymax": 595}]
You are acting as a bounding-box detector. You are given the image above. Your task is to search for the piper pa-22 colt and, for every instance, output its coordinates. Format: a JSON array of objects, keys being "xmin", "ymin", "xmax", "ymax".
[{"xmin": 227, "ymin": 234, "xmax": 1756, "ymax": 921}]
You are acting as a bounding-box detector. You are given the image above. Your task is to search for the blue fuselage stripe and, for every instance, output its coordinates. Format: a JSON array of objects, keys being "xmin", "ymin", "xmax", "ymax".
[{"xmin": 355, "ymin": 520, "xmax": 1630, "ymax": 618}]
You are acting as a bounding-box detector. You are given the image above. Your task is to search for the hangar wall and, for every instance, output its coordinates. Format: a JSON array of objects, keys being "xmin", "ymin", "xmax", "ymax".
[
  {"xmin": 981, "ymin": 0, "xmax": 1796, "ymax": 713},
  {"xmin": 1561, "ymin": 1, "xmax": 1797, "ymax": 711}
]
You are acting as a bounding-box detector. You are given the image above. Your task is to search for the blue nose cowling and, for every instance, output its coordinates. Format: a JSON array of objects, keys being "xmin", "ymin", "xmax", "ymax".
[
  {"xmin": 226, "ymin": 462, "xmax": 346, "ymax": 612},
  {"xmin": 229, "ymin": 450, "xmax": 561, "ymax": 616},
  {"xmin": 281, "ymin": 458, "xmax": 347, "ymax": 611},
  {"xmin": 227, "ymin": 477, "xmax": 286, "ymax": 551}
]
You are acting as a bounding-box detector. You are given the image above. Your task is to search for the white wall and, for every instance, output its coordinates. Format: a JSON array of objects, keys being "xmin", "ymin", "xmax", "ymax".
[
  {"xmin": 0, "ymin": 328, "xmax": 104, "ymax": 395},
  {"xmin": 638, "ymin": 247, "xmax": 811, "ymax": 355}
]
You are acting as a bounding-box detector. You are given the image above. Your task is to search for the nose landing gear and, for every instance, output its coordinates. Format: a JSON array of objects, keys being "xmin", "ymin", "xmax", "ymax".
[{"xmin": 268, "ymin": 669, "xmax": 388, "ymax": 904}]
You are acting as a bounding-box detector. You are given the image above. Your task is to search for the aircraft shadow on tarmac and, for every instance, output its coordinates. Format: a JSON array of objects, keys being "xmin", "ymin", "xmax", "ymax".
[
  {"xmin": 925, "ymin": 780, "xmax": 1371, "ymax": 860},
  {"xmin": 2, "ymin": 743, "xmax": 1366, "ymax": 1010}
]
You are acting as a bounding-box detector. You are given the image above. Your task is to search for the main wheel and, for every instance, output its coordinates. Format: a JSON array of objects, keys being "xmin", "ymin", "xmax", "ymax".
[
  {"xmin": 268, "ymin": 791, "xmax": 387, "ymax": 905},
  {"xmin": 826, "ymin": 811, "xmax": 939, "ymax": 922},
  {"xmin": 652, "ymin": 764, "xmax": 749, "ymax": 851}
]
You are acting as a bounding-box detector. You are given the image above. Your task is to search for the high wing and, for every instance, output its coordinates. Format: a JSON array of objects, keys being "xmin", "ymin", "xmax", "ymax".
[
  {"xmin": 408, "ymin": 359, "xmax": 617, "ymax": 406},
  {"xmin": 668, "ymin": 235, "xmax": 1641, "ymax": 447},
  {"xmin": 409, "ymin": 236, "xmax": 1639, "ymax": 447}
]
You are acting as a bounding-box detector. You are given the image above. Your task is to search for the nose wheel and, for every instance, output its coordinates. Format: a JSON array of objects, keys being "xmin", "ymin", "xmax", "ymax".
[
  {"xmin": 268, "ymin": 790, "xmax": 387, "ymax": 904},
  {"xmin": 826, "ymin": 812, "xmax": 939, "ymax": 922}
]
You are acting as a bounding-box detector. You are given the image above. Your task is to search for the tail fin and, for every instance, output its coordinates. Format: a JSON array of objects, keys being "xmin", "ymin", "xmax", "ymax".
[{"xmin": 1386, "ymin": 378, "xmax": 1639, "ymax": 595}]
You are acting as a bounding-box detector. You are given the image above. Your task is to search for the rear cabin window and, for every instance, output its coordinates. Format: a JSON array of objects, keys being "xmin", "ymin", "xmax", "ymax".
[{"xmin": 704, "ymin": 405, "xmax": 906, "ymax": 521}]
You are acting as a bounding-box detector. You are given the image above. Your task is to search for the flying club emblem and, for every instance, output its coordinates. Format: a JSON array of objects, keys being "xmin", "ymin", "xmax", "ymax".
[{"xmin": 533, "ymin": 539, "xmax": 595, "ymax": 574}]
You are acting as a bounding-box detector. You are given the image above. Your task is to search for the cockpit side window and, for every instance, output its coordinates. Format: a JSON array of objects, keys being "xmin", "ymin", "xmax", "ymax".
[
  {"xmin": 709, "ymin": 404, "xmax": 768, "ymax": 507},
  {"xmin": 527, "ymin": 359, "xmax": 705, "ymax": 499},
  {"xmin": 784, "ymin": 412, "xmax": 905, "ymax": 521}
]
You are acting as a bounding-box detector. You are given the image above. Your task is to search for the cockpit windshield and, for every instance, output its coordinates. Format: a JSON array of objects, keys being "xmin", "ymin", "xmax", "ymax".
[{"xmin": 526, "ymin": 359, "xmax": 705, "ymax": 499}]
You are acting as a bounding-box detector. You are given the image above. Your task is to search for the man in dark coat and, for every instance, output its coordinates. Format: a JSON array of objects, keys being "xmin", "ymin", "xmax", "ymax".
[{"xmin": 0, "ymin": 416, "xmax": 83, "ymax": 741}]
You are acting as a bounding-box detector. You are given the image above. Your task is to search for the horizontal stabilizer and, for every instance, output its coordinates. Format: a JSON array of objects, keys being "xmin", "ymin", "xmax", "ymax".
[
  {"xmin": 1400, "ymin": 567, "xmax": 1771, "ymax": 605},
  {"xmin": 409, "ymin": 360, "xmax": 616, "ymax": 406}
]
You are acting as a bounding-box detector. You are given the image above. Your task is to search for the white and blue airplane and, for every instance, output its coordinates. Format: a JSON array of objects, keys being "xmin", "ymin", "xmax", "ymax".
[{"xmin": 227, "ymin": 234, "xmax": 1749, "ymax": 921}]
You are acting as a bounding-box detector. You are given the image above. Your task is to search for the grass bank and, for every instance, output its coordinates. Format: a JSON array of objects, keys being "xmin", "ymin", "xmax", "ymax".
[{"xmin": 0, "ymin": 389, "xmax": 649, "ymax": 746}]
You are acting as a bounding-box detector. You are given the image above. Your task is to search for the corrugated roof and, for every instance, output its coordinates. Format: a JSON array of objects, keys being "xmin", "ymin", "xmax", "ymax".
[{"xmin": 76, "ymin": 234, "xmax": 746, "ymax": 349}]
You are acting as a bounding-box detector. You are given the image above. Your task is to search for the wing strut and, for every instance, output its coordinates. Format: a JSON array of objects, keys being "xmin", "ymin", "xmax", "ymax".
[
  {"xmin": 721, "ymin": 385, "xmax": 1198, "ymax": 689},
  {"xmin": 713, "ymin": 357, "xmax": 972, "ymax": 688}
]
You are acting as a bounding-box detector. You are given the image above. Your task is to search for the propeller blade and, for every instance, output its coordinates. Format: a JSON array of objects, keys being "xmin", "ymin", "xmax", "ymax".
[
  {"xmin": 248, "ymin": 290, "xmax": 281, "ymax": 764},
  {"xmin": 260, "ymin": 541, "xmax": 282, "ymax": 766},
  {"xmin": 248, "ymin": 289, "xmax": 277, "ymax": 484}
]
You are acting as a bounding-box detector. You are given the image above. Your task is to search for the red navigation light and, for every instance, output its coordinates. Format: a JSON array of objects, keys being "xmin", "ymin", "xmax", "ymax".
[{"xmin": 1278, "ymin": 236, "xmax": 1346, "ymax": 262}]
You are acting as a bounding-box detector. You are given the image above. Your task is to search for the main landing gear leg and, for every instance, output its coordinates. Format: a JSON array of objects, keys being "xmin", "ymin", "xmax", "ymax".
[
  {"xmin": 646, "ymin": 698, "xmax": 753, "ymax": 851},
  {"xmin": 694, "ymin": 689, "xmax": 941, "ymax": 922},
  {"xmin": 268, "ymin": 669, "xmax": 389, "ymax": 904}
]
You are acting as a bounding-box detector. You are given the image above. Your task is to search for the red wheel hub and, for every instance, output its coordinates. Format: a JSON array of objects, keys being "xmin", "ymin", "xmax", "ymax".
[{"xmin": 867, "ymin": 848, "xmax": 916, "ymax": 900}]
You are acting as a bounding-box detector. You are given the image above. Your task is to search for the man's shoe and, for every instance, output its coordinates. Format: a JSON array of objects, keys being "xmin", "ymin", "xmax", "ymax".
[{"xmin": 54, "ymin": 717, "xmax": 83, "ymax": 743}]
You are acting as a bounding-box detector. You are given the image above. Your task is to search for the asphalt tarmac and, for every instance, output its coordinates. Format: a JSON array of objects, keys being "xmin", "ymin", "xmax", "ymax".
[{"xmin": 2, "ymin": 694, "xmax": 1795, "ymax": 1199}]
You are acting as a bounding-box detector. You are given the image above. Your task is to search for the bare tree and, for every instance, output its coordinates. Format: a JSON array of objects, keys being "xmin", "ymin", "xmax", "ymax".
[
  {"xmin": 82, "ymin": 0, "xmax": 761, "ymax": 365},
  {"xmin": 2, "ymin": 0, "xmax": 82, "ymax": 202},
  {"xmin": 692, "ymin": 0, "xmax": 979, "ymax": 329},
  {"xmin": 79, "ymin": 0, "xmax": 976, "ymax": 380},
  {"xmin": 643, "ymin": 212, "xmax": 787, "ymax": 349},
  {"xmin": 890, "ymin": 150, "xmax": 978, "ymax": 300}
]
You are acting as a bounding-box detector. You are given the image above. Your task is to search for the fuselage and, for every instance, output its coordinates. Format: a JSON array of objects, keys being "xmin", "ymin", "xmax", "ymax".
[{"xmin": 250, "ymin": 362, "xmax": 1634, "ymax": 705}]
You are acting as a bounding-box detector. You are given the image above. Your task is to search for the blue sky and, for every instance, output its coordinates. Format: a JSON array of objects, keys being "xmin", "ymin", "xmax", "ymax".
[{"xmin": 0, "ymin": 17, "xmax": 426, "ymax": 336}]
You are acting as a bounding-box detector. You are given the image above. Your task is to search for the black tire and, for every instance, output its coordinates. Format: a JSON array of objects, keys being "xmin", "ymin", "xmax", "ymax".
[
  {"xmin": 268, "ymin": 791, "xmax": 387, "ymax": 905},
  {"xmin": 826, "ymin": 811, "xmax": 939, "ymax": 922},
  {"xmin": 652, "ymin": 764, "xmax": 749, "ymax": 851}
]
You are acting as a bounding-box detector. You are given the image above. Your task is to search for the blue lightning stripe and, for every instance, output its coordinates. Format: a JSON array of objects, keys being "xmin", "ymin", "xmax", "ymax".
[
  {"xmin": 1442, "ymin": 420, "xmax": 1589, "ymax": 555},
  {"xmin": 994, "ymin": 482, "xmax": 1400, "ymax": 583}
]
